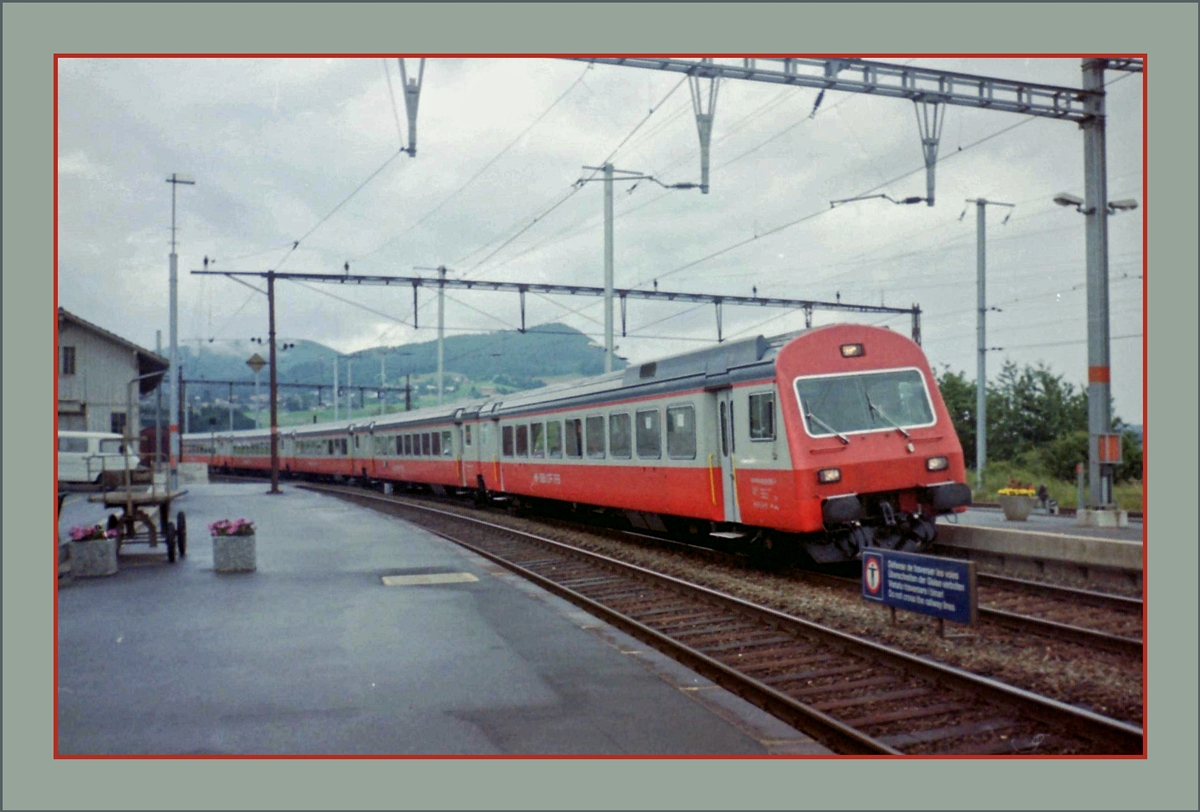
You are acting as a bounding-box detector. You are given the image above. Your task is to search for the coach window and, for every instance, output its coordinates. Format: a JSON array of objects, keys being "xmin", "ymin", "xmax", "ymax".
[
  {"xmin": 635, "ymin": 409, "xmax": 661, "ymax": 459},
  {"xmin": 530, "ymin": 423, "xmax": 545, "ymax": 458},
  {"xmin": 609, "ymin": 413, "xmax": 632, "ymax": 459},
  {"xmin": 340, "ymin": 439, "xmax": 348, "ymax": 455},
  {"xmin": 422, "ymin": 433, "xmax": 432, "ymax": 456},
  {"xmin": 516, "ymin": 425, "xmax": 529, "ymax": 457},
  {"xmin": 400, "ymin": 435, "xmax": 410, "ymax": 456},
  {"xmin": 666, "ymin": 405, "xmax": 697, "ymax": 460},
  {"xmin": 546, "ymin": 421, "xmax": 563, "ymax": 458},
  {"xmin": 502, "ymin": 425, "xmax": 514, "ymax": 457},
  {"xmin": 464, "ymin": 425, "xmax": 472, "ymax": 446},
  {"xmin": 431, "ymin": 431, "xmax": 442, "ymax": 456},
  {"xmin": 585, "ymin": 415, "xmax": 606, "ymax": 459},
  {"xmin": 442, "ymin": 431, "xmax": 453, "ymax": 456},
  {"xmin": 481, "ymin": 422, "xmax": 492, "ymax": 448},
  {"xmin": 749, "ymin": 392, "xmax": 775, "ymax": 441},
  {"xmin": 565, "ymin": 419, "xmax": 583, "ymax": 458},
  {"xmin": 327, "ymin": 439, "xmax": 334, "ymax": 456}
]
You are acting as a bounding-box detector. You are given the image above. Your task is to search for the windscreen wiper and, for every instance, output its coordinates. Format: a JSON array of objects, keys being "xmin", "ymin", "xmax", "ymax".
[
  {"xmin": 805, "ymin": 408, "xmax": 850, "ymax": 444},
  {"xmin": 865, "ymin": 393, "xmax": 911, "ymax": 438}
]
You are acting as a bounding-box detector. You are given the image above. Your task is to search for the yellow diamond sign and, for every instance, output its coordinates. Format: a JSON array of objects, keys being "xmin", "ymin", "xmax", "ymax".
[{"xmin": 246, "ymin": 353, "xmax": 267, "ymax": 373}]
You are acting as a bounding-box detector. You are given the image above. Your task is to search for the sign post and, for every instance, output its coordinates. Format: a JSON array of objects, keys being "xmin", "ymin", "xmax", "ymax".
[{"xmin": 862, "ymin": 549, "xmax": 977, "ymax": 637}]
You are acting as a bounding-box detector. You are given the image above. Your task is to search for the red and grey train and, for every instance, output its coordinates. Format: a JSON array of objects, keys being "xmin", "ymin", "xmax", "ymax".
[{"xmin": 184, "ymin": 324, "xmax": 971, "ymax": 562}]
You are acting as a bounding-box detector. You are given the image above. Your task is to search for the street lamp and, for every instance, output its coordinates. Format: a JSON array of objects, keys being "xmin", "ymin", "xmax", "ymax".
[
  {"xmin": 1053, "ymin": 191, "xmax": 1139, "ymax": 515},
  {"xmin": 576, "ymin": 164, "xmax": 702, "ymax": 372}
]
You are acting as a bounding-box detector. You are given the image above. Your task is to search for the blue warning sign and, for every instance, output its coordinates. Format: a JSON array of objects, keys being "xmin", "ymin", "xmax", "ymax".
[{"xmin": 861, "ymin": 549, "xmax": 977, "ymax": 625}]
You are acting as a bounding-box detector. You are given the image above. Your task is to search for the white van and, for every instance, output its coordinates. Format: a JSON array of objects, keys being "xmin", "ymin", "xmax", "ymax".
[{"xmin": 57, "ymin": 431, "xmax": 141, "ymax": 484}]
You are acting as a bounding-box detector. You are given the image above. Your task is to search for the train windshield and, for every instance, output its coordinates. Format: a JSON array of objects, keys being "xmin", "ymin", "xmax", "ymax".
[{"xmin": 794, "ymin": 368, "xmax": 934, "ymax": 437}]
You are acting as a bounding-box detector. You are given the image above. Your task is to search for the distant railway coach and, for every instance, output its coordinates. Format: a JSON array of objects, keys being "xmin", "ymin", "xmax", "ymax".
[{"xmin": 186, "ymin": 324, "xmax": 970, "ymax": 562}]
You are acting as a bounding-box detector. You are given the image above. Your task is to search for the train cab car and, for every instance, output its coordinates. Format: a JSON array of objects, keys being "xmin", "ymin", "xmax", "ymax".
[{"xmin": 772, "ymin": 324, "xmax": 970, "ymax": 561}]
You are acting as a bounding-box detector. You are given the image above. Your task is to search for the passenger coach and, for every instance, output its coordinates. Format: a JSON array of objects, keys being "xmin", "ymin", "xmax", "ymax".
[{"xmin": 187, "ymin": 324, "xmax": 970, "ymax": 562}]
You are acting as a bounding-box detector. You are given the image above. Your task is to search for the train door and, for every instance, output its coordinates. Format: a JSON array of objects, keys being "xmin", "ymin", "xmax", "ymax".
[
  {"xmin": 453, "ymin": 409, "xmax": 467, "ymax": 487},
  {"xmin": 715, "ymin": 388, "xmax": 741, "ymax": 523},
  {"xmin": 365, "ymin": 422, "xmax": 377, "ymax": 479}
]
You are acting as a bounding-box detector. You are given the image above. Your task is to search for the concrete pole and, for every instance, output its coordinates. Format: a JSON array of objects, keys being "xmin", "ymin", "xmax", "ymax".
[
  {"xmin": 975, "ymin": 200, "xmax": 987, "ymax": 493},
  {"xmin": 228, "ymin": 381, "xmax": 234, "ymax": 431},
  {"xmin": 155, "ymin": 330, "xmax": 163, "ymax": 470},
  {"xmin": 437, "ymin": 265, "xmax": 445, "ymax": 404},
  {"xmin": 268, "ymin": 271, "xmax": 280, "ymax": 494},
  {"xmin": 254, "ymin": 370, "xmax": 260, "ymax": 429},
  {"xmin": 333, "ymin": 356, "xmax": 339, "ymax": 421},
  {"xmin": 603, "ymin": 163, "xmax": 614, "ymax": 373},
  {"xmin": 165, "ymin": 173, "xmax": 193, "ymax": 490},
  {"xmin": 347, "ymin": 359, "xmax": 353, "ymax": 418},
  {"xmin": 1082, "ymin": 59, "xmax": 1113, "ymax": 508},
  {"xmin": 380, "ymin": 353, "xmax": 386, "ymax": 415}
]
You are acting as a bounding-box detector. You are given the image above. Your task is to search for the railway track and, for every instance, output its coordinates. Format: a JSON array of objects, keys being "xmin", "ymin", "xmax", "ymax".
[
  {"xmin": 788, "ymin": 568, "xmax": 1143, "ymax": 657},
  {"xmin": 305, "ymin": 482, "xmax": 1143, "ymax": 756},
  {"xmin": 975, "ymin": 573, "xmax": 1143, "ymax": 655}
]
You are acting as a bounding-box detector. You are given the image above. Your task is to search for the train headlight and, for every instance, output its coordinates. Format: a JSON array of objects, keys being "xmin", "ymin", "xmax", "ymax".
[
  {"xmin": 817, "ymin": 468, "xmax": 842, "ymax": 484},
  {"xmin": 840, "ymin": 343, "xmax": 865, "ymax": 358},
  {"xmin": 926, "ymin": 456, "xmax": 949, "ymax": 472}
]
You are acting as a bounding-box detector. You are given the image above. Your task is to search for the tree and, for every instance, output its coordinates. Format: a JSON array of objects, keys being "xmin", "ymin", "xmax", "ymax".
[{"xmin": 934, "ymin": 361, "xmax": 1140, "ymax": 483}]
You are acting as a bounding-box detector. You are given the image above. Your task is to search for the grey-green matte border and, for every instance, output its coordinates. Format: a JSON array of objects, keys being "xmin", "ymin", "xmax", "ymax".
[{"xmin": 4, "ymin": 2, "xmax": 1195, "ymax": 810}]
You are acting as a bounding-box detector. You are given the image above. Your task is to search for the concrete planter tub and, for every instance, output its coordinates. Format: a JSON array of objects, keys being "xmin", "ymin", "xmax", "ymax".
[
  {"xmin": 212, "ymin": 534, "xmax": 256, "ymax": 573},
  {"xmin": 69, "ymin": 537, "xmax": 118, "ymax": 577},
  {"xmin": 998, "ymin": 494, "xmax": 1035, "ymax": 521}
]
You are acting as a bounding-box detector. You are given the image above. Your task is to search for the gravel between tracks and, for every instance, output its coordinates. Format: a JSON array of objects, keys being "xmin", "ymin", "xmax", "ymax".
[{"xmin": 375, "ymin": 495, "xmax": 1144, "ymax": 727}]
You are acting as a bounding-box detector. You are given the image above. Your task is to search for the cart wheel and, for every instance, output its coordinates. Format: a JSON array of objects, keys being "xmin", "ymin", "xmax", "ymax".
[
  {"xmin": 176, "ymin": 512, "xmax": 187, "ymax": 557},
  {"xmin": 165, "ymin": 521, "xmax": 177, "ymax": 563}
]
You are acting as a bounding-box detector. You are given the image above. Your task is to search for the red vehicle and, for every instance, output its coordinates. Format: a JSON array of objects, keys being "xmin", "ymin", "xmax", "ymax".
[{"xmin": 185, "ymin": 324, "xmax": 970, "ymax": 562}]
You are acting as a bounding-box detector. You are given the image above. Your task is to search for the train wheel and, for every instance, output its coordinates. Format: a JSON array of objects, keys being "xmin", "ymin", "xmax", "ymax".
[
  {"xmin": 176, "ymin": 511, "xmax": 187, "ymax": 557},
  {"xmin": 165, "ymin": 521, "xmax": 177, "ymax": 563}
]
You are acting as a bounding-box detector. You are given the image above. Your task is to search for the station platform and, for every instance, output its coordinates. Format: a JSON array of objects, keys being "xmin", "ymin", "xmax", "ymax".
[
  {"xmin": 936, "ymin": 507, "xmax": 1144, "ymax": 590},
  {"xmin": 948, "ymin": 506, "xmax": 1143, "ymax": 542},
  {"xmin": 55, "ymin": 483, "xmax": 828, "ymax": 756}
]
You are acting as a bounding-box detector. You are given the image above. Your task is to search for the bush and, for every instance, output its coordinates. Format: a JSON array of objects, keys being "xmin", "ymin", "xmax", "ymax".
[{"xmin": 1043, "ymin": 431, "xmax": 1089, "ymax": 481}]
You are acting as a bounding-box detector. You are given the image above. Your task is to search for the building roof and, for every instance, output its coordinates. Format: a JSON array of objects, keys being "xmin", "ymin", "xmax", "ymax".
[{"xmin": 57, "ymin": 307, "xmax": 169, "ymax": 395}]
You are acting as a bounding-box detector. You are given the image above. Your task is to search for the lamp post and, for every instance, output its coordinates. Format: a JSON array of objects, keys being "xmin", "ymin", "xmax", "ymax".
[
  {"xmin": 1053, "ymin": 189, "xmax": 1138, "ymax": 511},
  {"xmin": 165, "ymin": 173, "xmax": 194, "ymax": 491},
  {"xmin": 577, "ymin": 165, "xmax": 701, "ymax": 372}
]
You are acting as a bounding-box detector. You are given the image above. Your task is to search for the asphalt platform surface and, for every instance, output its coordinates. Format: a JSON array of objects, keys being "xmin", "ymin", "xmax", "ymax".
[
  {"xmin": 56, "ymin": 483, "xmax": 828, "ymax": 756},
  {"xmin": 940, "ymin": 506, "xmax": 1144, "ymax": 542}
]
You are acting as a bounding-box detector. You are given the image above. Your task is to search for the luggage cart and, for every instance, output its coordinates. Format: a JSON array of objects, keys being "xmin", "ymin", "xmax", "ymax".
[{"xmin": 88, "ymin": 470, "xmax": 188, "ymax": 562}]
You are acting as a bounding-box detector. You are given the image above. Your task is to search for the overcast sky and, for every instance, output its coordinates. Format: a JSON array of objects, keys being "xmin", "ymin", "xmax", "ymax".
[{"xmin": 56, "ymin": 56, "xmax": 1144, "ymax": 422}]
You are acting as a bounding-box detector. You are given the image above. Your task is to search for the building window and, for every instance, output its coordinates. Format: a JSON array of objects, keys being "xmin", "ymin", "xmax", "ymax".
[
  {"xmin": 749, "ymin": 392, "xmax": 776, "ymax": 440},
  {"xmin": 61, "ymin": 346, "xmax": 76, "ymax": 375},
  {"xmin": 110, "ymin": 412, "xmax": 127, "ymax": 436},
  {"xmin": 636, "ymin": 409, "xmax": 661, "ymax": 459},
  {"xmin": 666, "ymin": 405, "xmax": 697, "ymax": 460}
]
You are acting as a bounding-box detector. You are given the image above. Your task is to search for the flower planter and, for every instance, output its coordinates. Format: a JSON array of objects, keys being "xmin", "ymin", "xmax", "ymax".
[
  {"xmin": 69, "ymin": 538, "xmax": 118, "ymax": 577},
  {"xmin": 212, "ymin": 534, "xmax": 256, "ymax": 572},
  {"xmin": 998, "ymin": 494, "xmax": 1035, "ymax": 521}
]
